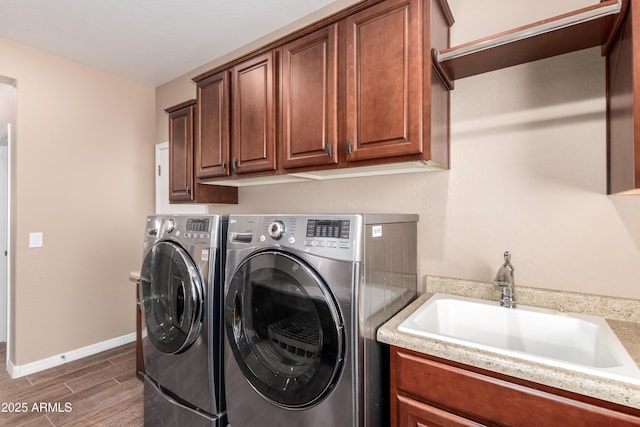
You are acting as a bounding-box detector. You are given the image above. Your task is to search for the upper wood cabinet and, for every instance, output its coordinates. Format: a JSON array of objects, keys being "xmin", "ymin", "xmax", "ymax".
[
  {"xmin": 345, "ymin": 0, "xmax": 423, "ymax": 162},
  {"xmin": 231, "ymin": 51, "xmax": 277, "ymax": 175},
  {"xmin": 194, "ymin": 70, "xmax": 230, "ymax": 179},
  {"xmin": 608, "ymin": 0, "xmax": 640, "ymax": 194},
  {"xmin": 188, "ymin": 0, "xmax": 452, "ymax": 190},
  {"xmin": 166, "ymin": 100, "xmax": 196, "ymax": 202},
  {"xmin": 165, "ymin": 100, "xmax": 238, "ymax": 204},
  {"xmin": 280, "ymin": 24, "xmax": 339, "ymax": 170}
]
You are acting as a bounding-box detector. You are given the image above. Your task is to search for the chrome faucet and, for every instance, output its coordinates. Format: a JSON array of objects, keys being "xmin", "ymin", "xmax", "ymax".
[{"xmin": 494, "ymin": 251, "xmax": 516, "ymax": 308}]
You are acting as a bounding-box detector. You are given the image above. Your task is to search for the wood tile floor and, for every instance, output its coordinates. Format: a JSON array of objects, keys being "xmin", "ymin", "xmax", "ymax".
[{"xmin": 0, "ymin": 342, "xmax": 143, "ymax": 426}]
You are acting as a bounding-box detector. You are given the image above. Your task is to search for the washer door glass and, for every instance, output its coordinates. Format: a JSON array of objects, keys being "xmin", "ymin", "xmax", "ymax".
[
  {"xmin": 140, "ymin": 241, "xmax": 203, "ymax": 354},
  {"xmin": 225, "ymin": 251, "xmax": 345, "ymax": 409}
]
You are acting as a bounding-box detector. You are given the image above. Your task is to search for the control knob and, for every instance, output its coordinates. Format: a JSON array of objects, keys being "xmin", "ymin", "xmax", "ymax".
[
  {"xmin": 165, "ymin": 219, "xmax": 176, "ymax": 233},
  {"xmin": 268, "ymin": 220, "xmax": 286, "ymax": 240}
]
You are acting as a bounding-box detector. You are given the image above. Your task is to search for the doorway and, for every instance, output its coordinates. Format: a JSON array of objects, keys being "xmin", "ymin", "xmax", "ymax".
[
  {"xmin": 0, "ymin": 77, "xmax": 16, "ymax": 363},
  {"xmin": 154, "ymin": 142, "xmax": 207, "ymax": 215}
]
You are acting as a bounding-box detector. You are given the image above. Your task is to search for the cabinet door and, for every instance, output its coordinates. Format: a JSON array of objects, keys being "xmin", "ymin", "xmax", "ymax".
[
  {"xmin": 281, "ymin": 24, "xmax": 338, "ymax": 169},
  {"xmin": 232, "ymin": 51, "xmax": 277, "ymax": 175},
  {"xmin": 392, "ymin": 347, "xmax": 640, "ymax": 427},
  {"xmin": 196, "ymin": 71, "xmax": 230, "ymax": 178},
  {"xmin": 396, "ymin": 395, "xmax": 481, "ymax": 427},
  {"xmin": 346, "ymin": 0, "xmax": 423, "ymax": 161},
  {"xmin": 166, "ymin": 101, "xmax": 195, "ymax": 202}
]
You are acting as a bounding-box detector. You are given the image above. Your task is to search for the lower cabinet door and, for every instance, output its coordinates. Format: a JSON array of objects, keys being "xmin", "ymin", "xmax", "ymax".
[{"xmin": 396, "ymin": 394, "xmax": 482, "ymax": 427}]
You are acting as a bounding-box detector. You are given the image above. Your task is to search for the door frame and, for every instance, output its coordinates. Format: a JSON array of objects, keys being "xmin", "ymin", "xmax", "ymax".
[{"xmin": 155, "ymin": 142, "xmax": 207, "ymax": 215}]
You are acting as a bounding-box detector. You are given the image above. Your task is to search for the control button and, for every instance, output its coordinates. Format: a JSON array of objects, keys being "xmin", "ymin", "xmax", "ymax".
[
  {"xmin": 304, "ymin": 240, "xmax": 314, "ymax": 247},
  {"xmin": 339, "ymin": 242, "xmax": 350, "ymax": 249},
  {"xmin": 175, "ymin": 230, "xmax": 181, "ymax": 237},
  {"xmin": 185, "ymin": 233, "xmax": 191, "ymax": 238},
  {"xmin": 288, "ymin": 237, "xmax": 296, "ymax": 244},
  {"xmin": 306, "ymin": 220, "xmax": 316, "ymax": 237},
  {"xmin": 315, "ymin": 240, "xmax": 325, "ymax": 248},
  {"xmin": 259, "ymin": 235, "xmax": 266, "ymax": 242},
  {"xmin": 268, "ymin": 220, "xmax": 286, "ymax": 240},
  {"xmin": 200, "ymin": 233, "xmax": 206, "ymax": 239},
  {"xmin": 327, "ymin": 241, "xmax": 337, "ymax": 248}
]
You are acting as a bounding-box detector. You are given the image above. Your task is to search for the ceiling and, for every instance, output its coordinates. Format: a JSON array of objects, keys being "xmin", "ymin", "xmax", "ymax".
[{"xmin": 0, "ymin": 0, "xmax": 343, "ymax": 87}]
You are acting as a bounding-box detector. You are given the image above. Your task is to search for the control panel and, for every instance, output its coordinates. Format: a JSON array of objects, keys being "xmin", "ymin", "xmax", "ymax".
[
  {"xmin": 181, "ymin": 217, "xmax": 211, "ymax": 241},
  {"xmin": 257, "ymin": 217, "xmax": 355, "ymax": 252},
  {"xmin": 227, "ymin": 215, "xmax": 364, "ymax": 262},
  {"xmin": 145, "ymin": 215, "xmax": 217, "ymax": 246},
  {"xmin": 306, "ymin": 219, "xmax": 351, "ymax": 239}
]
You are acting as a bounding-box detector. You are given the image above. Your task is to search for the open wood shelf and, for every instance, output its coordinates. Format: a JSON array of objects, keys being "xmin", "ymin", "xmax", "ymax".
[{"xmin": 433, "ymin": 0, "xmax": 627, "ymax": 88}]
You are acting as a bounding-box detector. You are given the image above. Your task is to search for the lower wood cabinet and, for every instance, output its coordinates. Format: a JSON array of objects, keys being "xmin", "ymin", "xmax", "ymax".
[
  {"xmin": 396, "ymin": 394, "xmax": 480, "ymax": 427},
  {"xmin": 390, "ymin": 346, "xmax": 640, "ymax": 427}
]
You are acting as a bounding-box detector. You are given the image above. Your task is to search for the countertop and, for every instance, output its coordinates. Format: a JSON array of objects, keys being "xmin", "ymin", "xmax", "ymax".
[
  {"xmin": 377, "ymin": 276, "xmax": 640, "ymax": 410},
  {"xmin": 129, "ymin": 271, "xmax": 140, "ymax": 283}
]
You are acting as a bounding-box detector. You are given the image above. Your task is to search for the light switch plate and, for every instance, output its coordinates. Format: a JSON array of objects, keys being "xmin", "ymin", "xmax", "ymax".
[{"xmin": 29, "ymin": 232, "xmax": 43, "ymax": 248}]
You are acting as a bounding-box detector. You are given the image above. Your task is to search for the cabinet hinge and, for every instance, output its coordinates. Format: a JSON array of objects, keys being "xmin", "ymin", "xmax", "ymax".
[{"xmin": 157, "ymin": 165, "xmax": 161, "ymax": 176}]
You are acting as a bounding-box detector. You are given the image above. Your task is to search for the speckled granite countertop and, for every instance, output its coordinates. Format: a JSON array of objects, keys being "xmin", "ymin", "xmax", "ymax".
[{"xmin": 377, "ymin": 276, "xmax": 640, "ymax": 410}]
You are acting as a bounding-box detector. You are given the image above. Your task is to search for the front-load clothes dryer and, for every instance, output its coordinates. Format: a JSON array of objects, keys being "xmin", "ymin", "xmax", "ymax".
[
  {"xmin": 223, "ymin": 214, "xmax": 418, "ymax": 427},
  {"xmin": 140, "ymin": 214, "xmax": 227, "ymax": 427}
]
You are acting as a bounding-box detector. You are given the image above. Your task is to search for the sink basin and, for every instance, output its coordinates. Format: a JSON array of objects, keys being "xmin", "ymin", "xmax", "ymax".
[{"xmin": 398, "ymin": 293, "xmax": 640, "ymax": 381}]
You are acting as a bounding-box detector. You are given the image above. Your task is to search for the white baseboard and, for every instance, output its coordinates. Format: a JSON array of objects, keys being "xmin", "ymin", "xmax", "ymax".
[{"xmin": 6, "ymin": 332, "xmax": 136, "ymax": 378}]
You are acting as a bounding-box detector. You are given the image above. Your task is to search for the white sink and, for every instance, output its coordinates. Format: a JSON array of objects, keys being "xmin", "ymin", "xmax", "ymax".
[{"xmin": 398, "ymin": 293, "xmax": 640, "ymax": 381}]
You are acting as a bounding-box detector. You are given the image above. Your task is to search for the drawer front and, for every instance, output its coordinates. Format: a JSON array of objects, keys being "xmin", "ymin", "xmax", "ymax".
[{"xmin": 392, "ymin": 347, "xmax": 640, "ymax": 427}]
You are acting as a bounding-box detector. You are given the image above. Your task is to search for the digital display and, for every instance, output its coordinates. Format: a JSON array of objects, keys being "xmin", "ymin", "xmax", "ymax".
[
  {"xmin": 306, "ymin": 219, "xmax": 350, "ymax": 239},
  {"xmin": 186, "ymin": 218, "xmax": 210, "ymax": 232}
]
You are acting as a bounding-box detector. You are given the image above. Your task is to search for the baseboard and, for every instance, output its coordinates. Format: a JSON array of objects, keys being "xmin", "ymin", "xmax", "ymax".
[{"xmin": 6, "ymin": 332, "xmax": 136, "ymax": 378}]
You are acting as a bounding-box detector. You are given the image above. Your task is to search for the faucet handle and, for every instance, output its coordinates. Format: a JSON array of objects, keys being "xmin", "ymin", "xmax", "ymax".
[{"xmin": 494, "ymin": 250, "xmax": 516, "ymax": 308}]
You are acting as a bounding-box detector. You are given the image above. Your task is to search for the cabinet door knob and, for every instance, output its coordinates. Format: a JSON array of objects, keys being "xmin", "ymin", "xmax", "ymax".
[
  {"xmin": 346, "ymin": 139, "xmax": 352, "ymax": 155},
  {"xmin": 185, "ymin": 186, "xmax": 190, "ymax": 196},
  {"xmin": 221, "ymin": 161, "xmax": 227, "ymax": 171},
  {"xmin": 327, "ymin": 143, "xmax": 333, "ymax": 157},
  {"xmin": 232, "ymin": 159, "xmax": 237, "ymax": 170}
]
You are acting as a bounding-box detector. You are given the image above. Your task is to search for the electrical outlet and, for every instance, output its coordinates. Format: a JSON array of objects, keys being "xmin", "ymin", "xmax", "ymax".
[{"xmin": 29, "ymin": 232, "xmax": 43, "ymax": 248}]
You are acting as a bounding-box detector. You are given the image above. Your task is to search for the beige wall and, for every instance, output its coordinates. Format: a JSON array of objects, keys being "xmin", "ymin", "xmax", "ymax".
[
  {"xmin": 156, "ymin": 0, "xmax": 640, "ymax": 301},
  {"xmin": 1, "ymin": 37, "xmax": 155, "ymax": 365}
]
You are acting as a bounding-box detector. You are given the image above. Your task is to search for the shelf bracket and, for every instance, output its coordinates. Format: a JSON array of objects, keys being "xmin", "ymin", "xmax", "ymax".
[{"xmin": 431, "ymin": 49, "xmax": 454, "ymax": 90}]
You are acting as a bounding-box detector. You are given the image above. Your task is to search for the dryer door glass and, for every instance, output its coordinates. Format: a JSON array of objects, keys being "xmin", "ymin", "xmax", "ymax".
[
  {"xmin": 225, "ymin": 250, "xmax": 345, "ymax": 409},
  {"xmin": 141, "ymin": 241, "xmax": 204, "ymax": 354}
]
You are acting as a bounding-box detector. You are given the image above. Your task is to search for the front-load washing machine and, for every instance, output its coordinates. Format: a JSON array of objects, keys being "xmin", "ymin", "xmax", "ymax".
[
  {"xmin": 224, "ymin": 214, "xmax": 417, "ymax": 427},
  {"xmin": 140, "ymin": 214, "xmax": 227, "ymax": 426}
]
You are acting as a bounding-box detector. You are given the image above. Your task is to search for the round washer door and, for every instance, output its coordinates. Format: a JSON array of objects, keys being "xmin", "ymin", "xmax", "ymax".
[
  {"xmin": 140, "ymin": 240, "xmax": 204, "ymax": 354},
  {"xmin": 225, "ymin": 250, "xmax": 345, "ymax": 409}
]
